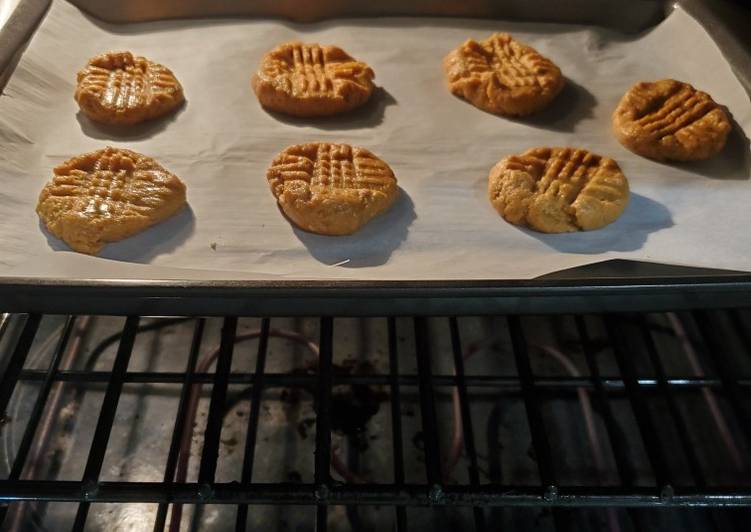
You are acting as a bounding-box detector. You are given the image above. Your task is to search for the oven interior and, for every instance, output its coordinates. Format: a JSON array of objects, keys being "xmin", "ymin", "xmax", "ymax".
[{"xmin": 0, "ymin": 310, "xmax": 749, "ymax": 531}]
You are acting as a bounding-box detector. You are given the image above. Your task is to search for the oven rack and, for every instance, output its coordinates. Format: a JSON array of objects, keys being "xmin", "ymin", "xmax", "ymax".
[{"xmin": 0, "ymin": 310, "xmax": 749, "ymax": 531}]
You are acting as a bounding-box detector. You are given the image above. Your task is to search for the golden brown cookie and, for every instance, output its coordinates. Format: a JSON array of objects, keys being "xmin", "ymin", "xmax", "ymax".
[
  {"xmin": 75, "ymin": 51, "xmax": 184, "ymax": 125},
  {"xmin": 266, "ymin": 142, "xmax": 398, "ymax": 235},
  {"xmin": 252, "ymin": 42, "xmax": 375, "ymax": 117},
  {"xmin": 443, "ymin": 33, "xmax": 564, "ymax": 116},
  {"xmin": 488, "ymin": 147, "xmax": 629, "ymax": 233},
  {"xmin": 37, "ymin": 147, "xmax": 187, "ymax": 254},
  {"xmin": 612, "ymin": 79, "xmax": 731, "ymax": 161}
]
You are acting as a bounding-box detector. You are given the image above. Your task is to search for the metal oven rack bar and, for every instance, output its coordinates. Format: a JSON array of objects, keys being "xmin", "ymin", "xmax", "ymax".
[{"xmin": 0, "ymin": 310, "xmax": 748, "ymax": 531}]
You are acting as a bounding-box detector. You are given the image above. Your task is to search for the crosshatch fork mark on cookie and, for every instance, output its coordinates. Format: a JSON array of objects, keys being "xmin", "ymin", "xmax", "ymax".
[
  {"xmin": 46, "ymin": 150, "xmax": 170, "ymax": 216},
  {"xmin": 505, "ymin": 148, "xmax": 618, "ymax": 202},
  {"xmin": 612, "ymin": 79, "xmax": 731, "ymax": 161},
  {"xmin": 259, "ymin": 43, "xmax": 373, "ymax": 97},
  {"xmin": 267, "ymin": 143, "xmax": 395, "ymax": 195},
  {"xmin": 253, "ymin": 42, "xmax": 375, "ymax": 117},
  {"xmin": 267, "ymin": 44, "xmax": 335, "ymax": 96},
  {"xmin": 37, "ymin": 147, "xmax": 187, "ymax": 254},
  {"xmin": 443, "ymin": 32, "xmax": 564, "ymax": 116},
  {"xmin": 632, "ymin": 83, "xmax": 719, "ymax": 139},
  {"xmin": 266, "ymin": 142, "xmax": 398, "ymax": 235},
  {"xmin": 464, "ymin": 34, "xmax": 556, "ymax": 90},
  {"xmin": 75, "ymin": 51, "xmax": 184, "ymax": 125},
  {"xmin": 488, "ymin": 147, "xmax": 630, "ymax": 233}
]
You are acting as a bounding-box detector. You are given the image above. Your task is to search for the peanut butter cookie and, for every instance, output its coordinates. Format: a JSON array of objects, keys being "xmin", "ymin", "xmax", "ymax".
[
  {"xmin": 75, "ymin": 51, "xmax": 184, "ymax": 126},
  {"xmin": 613, "ymin": 79, "xmax": 731, "ymax": 161},
  {"xmin": 488, "ymin": 147, "xmax": 629, "ymax": 233},
  {"xmin": 37, "ymin": 147, "xmax": 187, "ymax": 254},
  {"xmin": 444, "ymin": 33, "xmax": 564, "ymax": 116},
  {"xmin": 267, "ymin": 142, "xmax": 398, "ymax": 235},
  {"xmin": 253, "ymin": 42, "xmax": 375, "ymax": 117}
]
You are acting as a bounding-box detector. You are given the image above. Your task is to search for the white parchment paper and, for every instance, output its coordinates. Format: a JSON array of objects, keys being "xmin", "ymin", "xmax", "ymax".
[{"xmin": 0, "ymin": 0, "xmax": 749, "ymax": 281}]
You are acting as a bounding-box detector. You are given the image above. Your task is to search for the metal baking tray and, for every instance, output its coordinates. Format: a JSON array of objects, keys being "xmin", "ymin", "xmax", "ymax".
[{"xmin": 0, "ymin": 0, "xmax": 750, "ymax": 316}]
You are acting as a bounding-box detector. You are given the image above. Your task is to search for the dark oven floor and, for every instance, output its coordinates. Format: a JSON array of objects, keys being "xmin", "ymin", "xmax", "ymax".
[{"xmin": 0, "ymin": 311, "xmax": 749, "ymax": 531}]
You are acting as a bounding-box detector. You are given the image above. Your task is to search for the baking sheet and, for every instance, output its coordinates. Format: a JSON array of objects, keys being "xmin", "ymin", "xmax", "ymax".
[{"xmin": 0, "ymin": 0, "xmax": 749, "ymax": 281}]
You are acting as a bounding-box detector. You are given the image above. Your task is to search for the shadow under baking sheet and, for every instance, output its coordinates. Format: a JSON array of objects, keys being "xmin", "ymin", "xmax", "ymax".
[
  {"xmin": 41, "ymin": 205, "xmax": 196, "ymax": 262},
  {"xmin": 75, "ymin": 100, "xmax": 187, "ymax": 141},
  {"xmin": 524, "ymin": 192, "xmax": 673, "ymax": 254},
  {"xmin": 260, "ymin": 87, "xmax": 396, "ymax": 130},
  {"xmin": 291, "ymin": 188, "xmax": 415, "ymax": 267}
]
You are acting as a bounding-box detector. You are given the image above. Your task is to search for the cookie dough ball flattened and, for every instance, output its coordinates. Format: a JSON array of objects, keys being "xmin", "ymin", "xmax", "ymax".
[
  {"xmin": 267, "ymin": 142, "xmax": 398, "ymax": 235},
  {"xmin": 37, "ymin": 147, "xmax": 187, "ymax": 254},
  {"xmin": 252, "ymin": 42, "xmax": 375, "ymax": 117},
  {"xmin": 488, "ymin": 147, "xmax": 629, "ymax": 233},
  {"xmin": 443, "ymin": 33, "xmax": 565, "ymax": 116},
  {"xmin": 75, "ymin": 51, "xmax": 184, "ymax": 125},
  {"xmin": 613, "ymin": 79, "xmax": 731, "ymax": 161}
]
